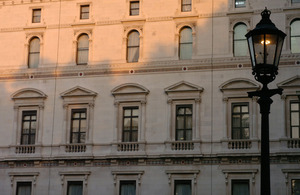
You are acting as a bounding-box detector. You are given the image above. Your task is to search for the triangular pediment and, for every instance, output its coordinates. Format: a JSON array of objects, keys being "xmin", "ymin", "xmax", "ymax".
[
  {"xmin": 278, "ymin": 75, "xmax": 300, "ymax": 88},
  {"xmin": 112, "ymin": 83, "xmax": 149, "ymax": 95},
  {"xmin": 220, "ymin": 78, "xmax": 260, "ymax": 92},
  {"xmin": 61, "ymin": 86, "xmax": 97, "ymax": 98},
  {"xmin": 165, "ymin": 81, "xmax": 203, "ymax": 94},
  {"xmin": 12, "ymin": 88, "xmax": 47, "ymax": 100}
]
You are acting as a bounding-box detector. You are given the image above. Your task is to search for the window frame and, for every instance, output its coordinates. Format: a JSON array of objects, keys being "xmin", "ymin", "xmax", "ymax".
[
  {"xmin": 179, "ymin": 26, "xmax": 193, "ymax": 60},
  {"xmin": 181, "ymin": 0, "xmax": 192, "ymax": 12},
  {"xmin": 231, "ymin": 179, "xmax": 250, "ymax": 195},
  {"xmin": 80, "ymin": 5, "xmax": 90, "ymax": 20},
  {"xmin": 59, "ymin": 171, "xmax": 90, "ymax": 195},
  {"xmin": 119, "ymin": 180, "xmax": 137, "ymax": 195},
  {"xmin": 9, "ymin": 172, "xmax": 39, "ymax": 195},
  {"xmin": 122, "ymin": 106, "xmax": 139, "ymax": 142},
  {"xmin": 112, "ymin": 171, "xmax": 144, "ymax": 195},
  {"xmin": 16, "ymin": 181, "xmax": 32, "ymax": 195},
  {"xmin": 235, "ymin": 0, "xmax": 246, "ymax": 8},
  {"xmin": 67, "ymin": 181, "xmax": 84, "ymax": 195},
  {"xmin": 32, "ymin": 8, "xmax": 41, "ymax": 23},
  {"xmin": 130, "ymin": 1, "xmax": 140, "ymax": 16},
  {"xmin": 175, "ymin": 104, "xmax": 193, "ymax": 141},
  {"xmin": 290, "ymin": 101, "xmax": 300, "ymax": 138},
  {"xmin": 174, "ymin": 180, "xmax": 192, "ymax": 195}
]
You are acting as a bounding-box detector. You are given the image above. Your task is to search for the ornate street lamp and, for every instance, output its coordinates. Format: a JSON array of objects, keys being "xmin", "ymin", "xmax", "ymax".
[{"xmin": 246, "ymin": 8, "xmax": 286, "ymax": 195}]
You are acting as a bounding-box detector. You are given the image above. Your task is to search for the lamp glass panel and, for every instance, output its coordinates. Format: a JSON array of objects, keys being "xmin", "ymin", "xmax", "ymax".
[
  {"xmin": 252, "ymin": 34, "xmax": 264, "ymax": 65},
  {"xmin": 274, "ymin": 35, "xmax": 284, "ymax": 67},
  {"xmin": 265, "ymin": 34, "xmax": 278, "ymax": 66}
]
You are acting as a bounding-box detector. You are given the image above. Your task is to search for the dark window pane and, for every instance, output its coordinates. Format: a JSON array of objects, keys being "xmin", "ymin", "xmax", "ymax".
[
  {"xmin": 175, "ymin": 180, "xmax": 191, "ymax": 195},
  {"xmin": 28, "ymin": 37, "xmax": 40, "ymax": 68},
  {"xmin": 232, "ymin": 180, "xmax": 249, "ymax": 195},
  {"xmin": 21, "ymin": 111, "xmax": 37, "ymax": 145},
  {"xmin": 122, "ymin": 107, "xmax": 139, "ymax": 142},
  {"xmin": 67, "ymin": 181, "xmax": 83, "ymax": 195},
  {"xmin": 32, "ymin": 9, "xmax": 41, "ymax": 23},
  {"xmin": 181, "ymin": 0, "xmax": 192, "ymax": 12},
  {"xmin": 120, "ymin": 181, "xmax": 136, "ymax": 195},
  {"xmin": 292, "ymin": 179, "xmax": 300, "ymax": 195},
  {"xmin": 70, "ymin": 109, "xmax": 87, "ymax": 143},
  {"xmin": 176, "ymin": 105, "xmax": 193, "ymax": 141},
  {"xmin": 232, "ymin": 103, "xmax": 249, "ymax": 139},
  {"xmin": 17, "ymin": 182, "xmax": 32, "ymax": 195},
  {"xmin": 80, "ymin": 5, "xmax": 89, "ymax": 19}
]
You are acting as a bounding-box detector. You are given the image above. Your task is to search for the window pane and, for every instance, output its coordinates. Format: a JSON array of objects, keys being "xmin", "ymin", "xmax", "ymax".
[
  {"xmin": 28, "ymin": 38, "xmax": 40, "ymax": 68},
  {"xmin": 232, "ymin": 115, "xmax": 241, "ymax": 128},
  {"xmin": 68, "ymin": 181, "xmax": 83, "ymax": 195},
  {"xmin": 291, "ymin": 103, "xmax": 299, "ymax": 111},
  {"xmin": 80, "ymin": 5, "xmax": 89, "ymax": 19},
  {"xmin": 130, "ymin": 1, "xmax": 139, "ymax": 16},
  {"xmin": 177, "ymin": 130, "xmax": 184, "ymax": 140},
  {"xmin": 120, "ymin": 181, "xmax": 136, "ymax": 195},
  {"xmin": 127, "ymin": 31, "xmax": 140, "ymax": 62},
  {"xmin": 292, "ymin": 179, "xmax": 300, "ymax": 195},
  {"xmin": 176, "ymin": 116, "xmax": 185, "ymax": 129},
  {"xmin": 131, "ymin": 118, "xmax": 139, "ymax": 130},
  {"xmin": 292, "ymin": 127, "xmax": 299, "ymax": 138},
  {"xmin": 132, "ymin": 131, "xmax": 138, "ymax": 142},
  {"xmin": 186, "ymin": 116, "xmax": 192, "ymax": 129},
  {"xmin": 292, "ymin": 0, "xmax": 300, "ymax": 3},
  {"xmin": 235, "ymin": 0, "xmax": 246, "ymax": 8},
  {"xmin": 32, "ymin": 9, "xmax": 41, "ymax": 23},
  {"xmin": 17, "ymin": 182, "xmax": 32, "ymax": 195},
  {"xmin": 291, "ymin": 19, "xmax": 300, "ymax": 53},
  {"xmin": 80, "ymin": 133, "xmax": 86, "ymax": 143},
  {"xmin": 181, "ymin": 0, "xmax": 192, "ymax": 12},
  {"xmin": 234, "ymin": 24, "xmax": 248, "ymax": 56},
  {"xmin": 123, "ymin": 118, "xmax": 131, "ymax": 130},
  {"xmin": 291, "ymin": 112, "xmax": 299, "ymax": 126},
  {"xmin": 175, "ymin": 180, "xmax": 191, "ymax": 195},
  {"xmin": 232, "ymin": 180, "xmax": 249, "ymax": 195},
  {"xmin": 77, "ymin": 34, "xmax": 89, "ymax": 65},
  {"xmin": 180, "ymin": 27, "xmax": 193, "ymax": 60},
  {"xmin": 186, "ymin": 130, "xmax": 192, "ymax": 140}
]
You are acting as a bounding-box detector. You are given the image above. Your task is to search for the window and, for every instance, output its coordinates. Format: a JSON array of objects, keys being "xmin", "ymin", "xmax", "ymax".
[
  {"xmin": 292, "ymin": 0, "xmax": 300, "ymax": 3},
  {"xmin": 181, "ymin": 0, "xmax": 192, "ymax": 12},
  {"xmin": 233, "ymin": 23, "xmax": 248, "ymax": 56},
  {"xmin": 179, "ymin": 27, "xmax": 193, "ymax": 60},
  {"xmin": 176, "ymin": 105, "xmax": 192, "ymax": 141},
  {"xmin": 67, "ymin": 181, "xmax": 83, "ymax": 195},
  {"xmin": 292, "ymin": 179, "xmax": 300, "ymax": 195},
  {"xmin": 80, "ymin": 5, "xmax": 89, "ymax": 19},
  {"xmin": 291, "ymin": 19, "xmax": 300, "ymax": 53},
  {"xmin": 235, "ymin": 0, "xmax": 246, "ymax": 8},
  {"xmin": 231, "ymin": 180, "xmax": 250, "ymax": 195},
  {"xmin": 174, "ymin": 180, "xmax": 191, "ymax": 195},
  {"xmin": 120, "ymin": 181, "xmax": 136, "ymax": 195},
  {"xmin": 123, "ymin": 107, "xmax": 139, "ymax": 142},
  {"xmin": 32, "ymin": 9, "xmax": 41, "ymax": 23},
  {"xmin": 77, "ymin": 34, "xmax": 89, "ymax": 65},
  {"xmin": 232, "ymin": 103, "xmax": 249, "ymax": 139},
  {"xmin": 21, "ymin": 111, "xmax": 37, "ymax": 145},
  {"xmin": 130, "ymin": 1, "xmax": 139, "ymax": 16},
  {"xmin": 291, "ymin": 102, "xmax": 300, "ymax": 138},
  {"xmin": 70, "ymin": 109, "xmax": 87, "ymax": 144},
  {"xmin": 127, "ymin": 31, "xmax": 140, "ymax": 63},
  {"xmin": 17, "ymin": 182, "xmax": 32, "ymax": 195},
  {"xmin": 28, "ymin": 37, "xmax": 40, "ymax": 68}
]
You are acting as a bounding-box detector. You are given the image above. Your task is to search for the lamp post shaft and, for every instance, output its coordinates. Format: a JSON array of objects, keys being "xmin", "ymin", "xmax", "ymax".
[{"xmin": 258, "ymin": 95, "xmax": 272, "ymax": 195}]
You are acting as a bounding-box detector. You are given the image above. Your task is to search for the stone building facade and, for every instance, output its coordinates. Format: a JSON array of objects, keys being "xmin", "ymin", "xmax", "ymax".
[{"xmin": 0, "ymin": 0, "xmax": 299, "ymax": 194}]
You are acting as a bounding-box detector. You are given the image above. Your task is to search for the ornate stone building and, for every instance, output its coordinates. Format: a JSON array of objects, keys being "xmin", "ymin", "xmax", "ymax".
[{"xmin": 0, "ymin": 0, "xmax": 299, "ymax": 194}]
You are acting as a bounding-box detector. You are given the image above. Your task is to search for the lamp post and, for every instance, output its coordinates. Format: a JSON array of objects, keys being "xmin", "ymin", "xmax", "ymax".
[{"xmin": 245, "ymin": 8, "xmax": 286, "ymax": 195}]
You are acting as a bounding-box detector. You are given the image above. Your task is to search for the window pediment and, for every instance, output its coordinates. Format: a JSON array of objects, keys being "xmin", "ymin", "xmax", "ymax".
[
  {"xmin": 165, "ymin": 81, "xmax": 203, "ymax": 100},
  {"xmin": 278, "ymin": 75, "xmax": 300, "ymax": 89},
  {"xmin": 61, "ymin": 86, "xmax": 97, "ymax": 98},
  {"xmin": 112, "ymin": 83, "xmax": 149, "ymax": 96},
  {"xmin": 220, "ymin": 78, "xmax": 259, "ymax": 99},
  {"xmin": 12, "ymin": 88, "xmax": 47, "ymax": 100}
]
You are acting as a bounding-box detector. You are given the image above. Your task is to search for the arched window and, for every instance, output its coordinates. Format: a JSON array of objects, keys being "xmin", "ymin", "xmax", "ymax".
[
  {"xmin": 179, "ymin": 27, "xmax": 193, "ymax": 60},
  {"xmin": 77, "ymin": 34, "xmax": 89, "ymax": 65},
  {"xmin": 233, "ymin": 23, "xmax": 248, "ymax": 56},
  {"xmin": 28, "ymin": 37, "xmax": 40, "ymax": 68},
  {"xmin": 127, "ymin": 30, "xmax": 140, "ymax": 63},
  {"xmin": 291, "ymin": 19, "xmax": 300, "ymax": 53}
]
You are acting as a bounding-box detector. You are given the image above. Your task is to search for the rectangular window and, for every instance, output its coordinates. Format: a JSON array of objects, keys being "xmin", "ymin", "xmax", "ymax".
[
  {"xmin": 232, "ymin": 180, "xmax": 250, "ymax": 195},
  {"xmin": 70, "ymin": 109, "xmax": 87, "ymax": 143},
  {"xmin": 130, "ymin": 1, "xmax": 139, "ymax": 16},
  {"xmin": 67, "ymin": 181, "xmax": 83, "ymax": 195},
  {"xmin": 235, "ymin": 0, "xmax": 246, "ymax": 8},
  {"xmin": 17, "ymin": 182, "xmax": 32, "ymax": 195},
  {"xmin": 174, "ymin": 180, "xmax": 191, "ymax": 195},
  {"xmin": 291, "ymin": 102, "xmax": 300, "ymax": 138},
  {"xmin": 292, "ymin": 179, "xmax": 300, "ymax": 195},
  {"xmin": 122, "ymin": 107, "xmax": 139, "ymax": 142},
  {"xmin": 176, "ymin": 105, "xmax": 192, "ymax": 141},
  {"xmin": 21, "ymin": 111, "xmax": 37, "ymax": 145},
  {"xmin": 120, "ymin": 181, "xmax": 136, "ymax": 195},
  {"xmin": 80, "ymin": 5, "xmax": 90, "ymax": 19},
  {"xmin": 32, "ymin": 9, "xmax": 41, "ymax": 23},
  {"xmin": 232, "ymin": 103, "xmax": 249, "ymax": 139},
  {"xmin": 292, "ymin": 0, "xmax": 300, "ymax": 3},
  {"xmin": 181, "ymin": 0, "xmax": 192, "ymax": 12}
]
